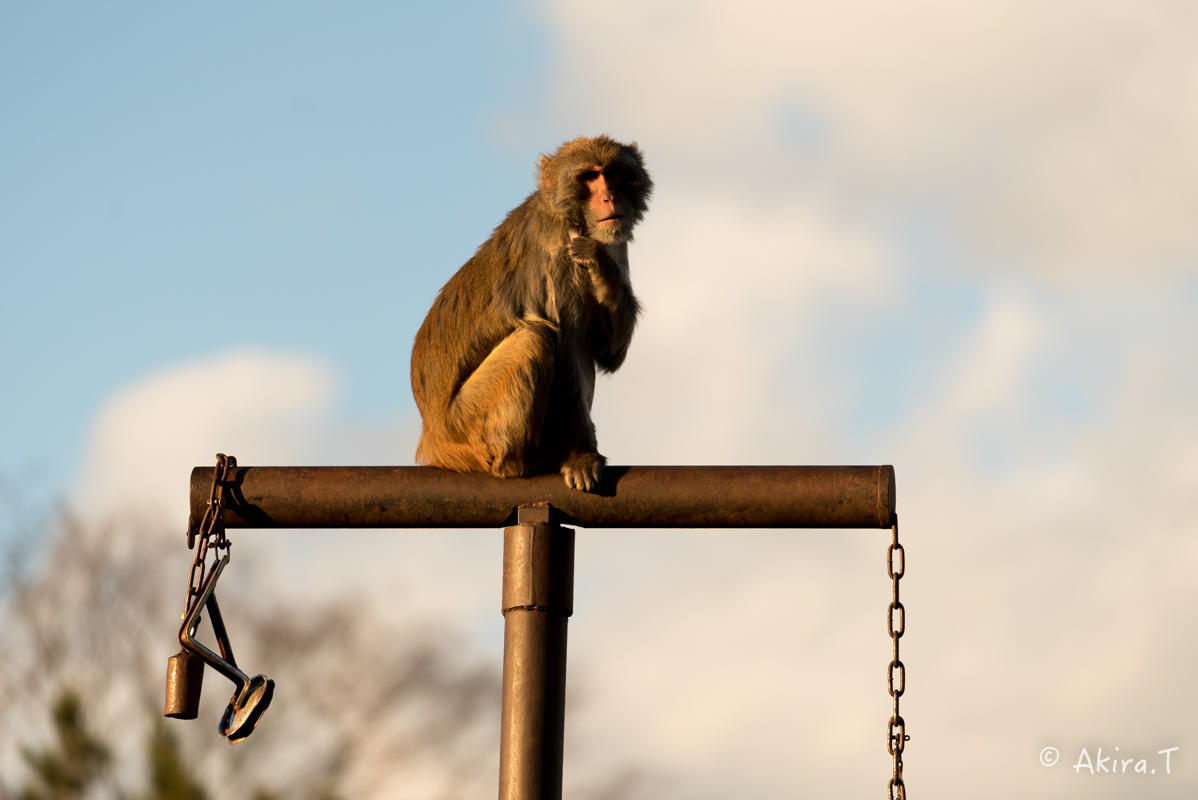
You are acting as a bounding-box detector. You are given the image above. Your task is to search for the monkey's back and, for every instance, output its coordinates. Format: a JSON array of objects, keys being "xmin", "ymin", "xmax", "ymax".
[{"xmin": 410, "ymin": 195, "xmax": 594, "ymax": 423}]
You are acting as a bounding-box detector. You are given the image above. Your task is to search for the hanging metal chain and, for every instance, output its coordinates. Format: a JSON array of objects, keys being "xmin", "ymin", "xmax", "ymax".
[
  {"xmin": 887, "ymin": 513, "xmax": 906, "ymax": 799},
  {"xmin": 181, "ymin": 453, "xmax": 236, "ymax": 620}
]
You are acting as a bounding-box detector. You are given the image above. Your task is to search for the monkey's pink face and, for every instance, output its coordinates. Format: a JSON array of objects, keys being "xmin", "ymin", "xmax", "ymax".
[{"xmin": 577, "ymin": 166, "xmax": 629, "ymax": 242}]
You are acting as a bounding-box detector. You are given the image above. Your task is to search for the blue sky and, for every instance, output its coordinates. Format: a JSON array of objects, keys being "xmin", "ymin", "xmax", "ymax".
[
  {"xmin": 4, "ymin": 2, "xmax": 1198, "ymax": 798},
  {"xmin": 2, "ymin": 2, "xmax": 554, "ymax": 501}
]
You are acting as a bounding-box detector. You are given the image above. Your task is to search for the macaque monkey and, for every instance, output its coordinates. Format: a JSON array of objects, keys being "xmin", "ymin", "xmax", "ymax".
[{"xmin": 410, "ymin": 135, "xmax": 652, "ymax": 491}]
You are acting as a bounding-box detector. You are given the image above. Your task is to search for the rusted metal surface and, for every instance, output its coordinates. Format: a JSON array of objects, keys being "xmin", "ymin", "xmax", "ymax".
[
  {"xmin": 499, "ymin": 509, "xmax": 574, "ymax": 800},
  {"xmin": 189, "ymin": 465, "xmax": 895, "ymax": 531},
  {"xmin": 175, "ymin": 456, "xmax": 906, "ymax": 794},
  {"xmin": 164, "ymin": 651, "xmax": 204, "ymax": 719}
]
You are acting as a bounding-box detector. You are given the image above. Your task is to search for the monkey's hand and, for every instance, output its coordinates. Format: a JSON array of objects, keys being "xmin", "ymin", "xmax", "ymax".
[
  {"xmin": 568, "ymin": 237, "xmax": 623, "ymax": 307},
  {"xmin": 567, "ymin": 236, "xmax": 602, "ymax": 269},
  {"xmin": 560, "ymin": 451, "xmax": 606, "ymax": 492}
]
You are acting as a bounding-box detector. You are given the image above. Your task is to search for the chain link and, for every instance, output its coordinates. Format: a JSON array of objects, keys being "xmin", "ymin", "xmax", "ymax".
[
  {"xmin": 887, "ymin": 513, "xmax": 906, "ymax": 799},
  {"xmin": 181, "ymin": 453, "xmax": 236, "ymax": 621}
]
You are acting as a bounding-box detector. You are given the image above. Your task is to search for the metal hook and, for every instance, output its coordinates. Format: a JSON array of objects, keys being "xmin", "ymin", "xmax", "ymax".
[{"xmin": 179, "ymin": 555, "xmax": 274, "ymax": 743}]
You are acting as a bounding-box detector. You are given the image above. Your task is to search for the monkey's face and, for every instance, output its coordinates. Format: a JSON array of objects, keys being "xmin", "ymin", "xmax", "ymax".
[{"xmin": 577, "ymin": 166, "xmax": 634, "ymax": 245}]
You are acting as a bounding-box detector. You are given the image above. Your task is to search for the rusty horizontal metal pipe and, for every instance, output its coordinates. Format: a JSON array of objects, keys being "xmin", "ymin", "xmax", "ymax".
[{"xmin": 189, "ymin": 465, "xmax": 894, "ymax": 531}]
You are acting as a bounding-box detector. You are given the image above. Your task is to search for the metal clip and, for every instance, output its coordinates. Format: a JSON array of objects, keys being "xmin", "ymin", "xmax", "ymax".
[{"xmin": 178, "ymin": 555, "xmax": 274, "ymax": 743}]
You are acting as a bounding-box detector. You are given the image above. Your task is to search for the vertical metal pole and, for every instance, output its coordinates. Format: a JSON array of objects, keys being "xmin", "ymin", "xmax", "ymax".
[{"xmin": 499, "ymin": 506, "xmax": 574, "ymax": 800}]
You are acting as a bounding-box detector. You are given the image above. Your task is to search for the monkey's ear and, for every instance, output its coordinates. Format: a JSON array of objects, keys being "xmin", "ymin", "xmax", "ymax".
[{"xmin": 537, "ymin": 155, "xmax": 552, "ymax": 191}]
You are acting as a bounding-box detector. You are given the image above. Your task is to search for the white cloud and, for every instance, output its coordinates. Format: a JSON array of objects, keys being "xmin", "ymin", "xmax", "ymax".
[
  {"xmin": 73, "ymin": 350, "xmax": 336, "ymax": 524},
  {"xmin": 533, "ymin": 3, "xmax": 1198, "ymax": 797},
  {"xmin": 901, "ymin": 291, "xmax": 1046, "ymax": 468},
  {"xmin": 942, "ymin": 295, "xmax": 1043, "ymax": 417},
  {"xmin": 594, "ymin": 189, "xmax": 894, "ymax": 465},
  {"xmin": 70, "ymin": 351, "xmax": 500, "ymax": 635},
  {"xmin": 575, "ymin": 288, "xmax": 1198, "ymax": 800},
  {"xmin": 544, "ymin": 0, "xmax": 1198, "ymax": 277}
]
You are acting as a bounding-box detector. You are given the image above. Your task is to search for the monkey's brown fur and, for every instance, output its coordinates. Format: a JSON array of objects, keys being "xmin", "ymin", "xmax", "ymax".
[{"xmin": 411, "ymin": 136, "xmax": 652, "ymax": 491}]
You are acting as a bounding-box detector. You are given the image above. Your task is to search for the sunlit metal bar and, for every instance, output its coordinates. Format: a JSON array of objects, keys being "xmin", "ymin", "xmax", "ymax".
[{"xmin": 188, "ymin": 465, "xmax": 895, "ymax": 531}]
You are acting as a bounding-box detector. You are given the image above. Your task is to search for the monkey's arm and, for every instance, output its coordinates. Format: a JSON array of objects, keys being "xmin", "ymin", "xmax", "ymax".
[{"xmin": 568, "ymin": 237, "xmax": 639, "ymax": 372}]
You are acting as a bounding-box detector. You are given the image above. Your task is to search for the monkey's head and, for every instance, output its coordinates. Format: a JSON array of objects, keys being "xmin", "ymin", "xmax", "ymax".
[{"xmin": 537, "ymin": 135, "xmax": 653, "ymax": 245}]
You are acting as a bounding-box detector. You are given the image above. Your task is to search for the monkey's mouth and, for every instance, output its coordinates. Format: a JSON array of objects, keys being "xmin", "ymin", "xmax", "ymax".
[{"xmin": 597, "ymin": 214, "xmax": 624, "ymax": 224}]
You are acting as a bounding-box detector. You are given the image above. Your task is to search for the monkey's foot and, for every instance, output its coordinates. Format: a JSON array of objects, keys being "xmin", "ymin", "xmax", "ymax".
[{"xmin": 560, "ymin": 451, "xmax": 606, "ymax": 492}]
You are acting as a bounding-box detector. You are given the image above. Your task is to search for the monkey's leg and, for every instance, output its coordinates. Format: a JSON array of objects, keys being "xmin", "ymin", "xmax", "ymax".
[
  {"xmin": 449, "ymin": 319, "xmax": 557, "ymax": 478},
  {"xmin": 537, "ymin": 352, "xmax": 606, "ymax": 492}
]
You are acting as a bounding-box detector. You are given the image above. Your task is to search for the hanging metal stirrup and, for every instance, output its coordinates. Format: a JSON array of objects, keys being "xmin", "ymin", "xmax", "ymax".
[
  {"xmin": 887, "ymin": 513, "xmax": 906, "ymax": 799},
  {"xmin": 164, "ymin": 453, "xmax": 275, "ymax": 743}
]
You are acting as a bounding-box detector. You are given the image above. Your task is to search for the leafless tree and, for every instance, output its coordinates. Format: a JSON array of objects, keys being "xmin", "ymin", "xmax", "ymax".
[
  {"xmin": 0, "ymin": 500, "xmax": 698, "ymax": 800},
  {"xmin": 0, "ymin": 507, "xmax": 502, "ymax": 800}
]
